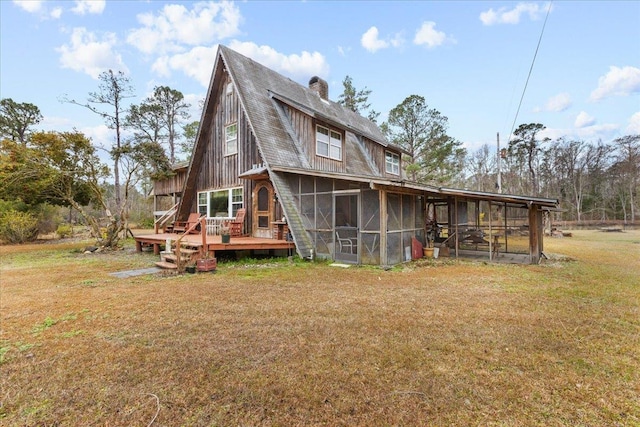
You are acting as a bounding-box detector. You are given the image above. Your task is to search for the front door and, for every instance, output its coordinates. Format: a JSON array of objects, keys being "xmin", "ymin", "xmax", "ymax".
[
  {"xmin": 334, "ymin": 192, "xmax": 359, "ymax": 263},
  {"xmin": 253, "ymin": 181, "xmax": 274, "ymax": 238}
]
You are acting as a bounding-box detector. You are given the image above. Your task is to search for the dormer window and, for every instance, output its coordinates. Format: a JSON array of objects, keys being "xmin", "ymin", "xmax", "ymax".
[
  {"xmin": 225, "ymin": 123, "xmax": 237, "ymax": 155},
  {"xmin": 385, "ymin": 151, "xmax": 400, "ymax": 175},
  {"xmin": 316, "ymin": 124, "xmax": 342, "ymax": 161}
]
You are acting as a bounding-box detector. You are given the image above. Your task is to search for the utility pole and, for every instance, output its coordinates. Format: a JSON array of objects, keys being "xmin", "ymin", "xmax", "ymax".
[{"xmin": 496, "ymin": 132, "xmax": 502, "ymax": 194}]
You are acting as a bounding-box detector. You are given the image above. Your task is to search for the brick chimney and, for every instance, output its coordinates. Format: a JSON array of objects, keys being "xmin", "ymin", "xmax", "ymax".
[{"xmin": 309, "ymin": 76, "xmax": 329, "ymax": 101}]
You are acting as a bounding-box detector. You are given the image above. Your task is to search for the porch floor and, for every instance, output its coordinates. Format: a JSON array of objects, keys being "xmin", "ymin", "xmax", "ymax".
[{"xmin": 133, "ymin": 231, "xmax": 296, "ymax": 257}]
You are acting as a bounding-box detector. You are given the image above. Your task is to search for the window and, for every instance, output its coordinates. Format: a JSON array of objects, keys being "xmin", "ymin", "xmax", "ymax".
[
  {"xmin": 198, "ymin": 192, "xmax": 208, "ymax": 216},
  {"xmin": 231, "ymin": 188, "xmax": 243, "ymax": 216},
  {"xmin": 196, "ymin": 188, "xmax": 243, "ymax": 217},
  {"xmin": 316, "ymin": 125, "xmax": 342, "ymax": 161},
  {"xmin": 225, "ymin": 123, "xmax": 237, "ymax": 155},
  {"xmin": 385, "ymin": 151, "xmax": 400, "ymax": 175}
]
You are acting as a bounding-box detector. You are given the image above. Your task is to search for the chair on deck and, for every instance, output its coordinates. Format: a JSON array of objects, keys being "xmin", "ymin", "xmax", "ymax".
[
  {"xmin": 225, "ymin": 209, "xmax": 246, "ymax": 237},
  {"xmin": 173, "ymin": 213, "xmax": 202, "ymax": 234}
]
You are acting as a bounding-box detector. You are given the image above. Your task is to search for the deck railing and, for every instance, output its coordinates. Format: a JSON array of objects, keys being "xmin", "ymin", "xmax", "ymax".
[
  {"xmin": 154, "ymin": 202, "xmax": 179, "ymax": 233},
  {"xmin": 205, "ymin": 217, "xmax": 232, "ymax": 235}
]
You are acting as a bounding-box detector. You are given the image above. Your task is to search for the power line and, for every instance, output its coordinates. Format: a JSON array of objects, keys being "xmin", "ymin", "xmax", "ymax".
[{"xmin": 506, "ymin": 1, "xmax": 553, "ymax": 144}]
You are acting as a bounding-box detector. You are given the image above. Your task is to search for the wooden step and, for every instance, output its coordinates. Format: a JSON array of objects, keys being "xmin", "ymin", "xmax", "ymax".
[
  {"xmin": 155, "ymin": 261, "xmax": 177, "ymax": 269},
  {"xmin": 163, "ymin": 254, "xmax": 197, "ymax": 263},
  {"xmin": 175, "ymin": 248, "xmax": 200, "ymax": 254}
]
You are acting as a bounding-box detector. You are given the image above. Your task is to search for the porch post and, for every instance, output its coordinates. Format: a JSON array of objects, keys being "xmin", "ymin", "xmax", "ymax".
[
  {"xmin": 379, "ymin": 189, "xmax": 387, "ymax": 266},
  {"xmin": 529, "ymin": 204, "xmax": 542, "ymax": 264},
  {"xmin": 489, "ymin": 201, "xmax": 493, "ymax": 261}
]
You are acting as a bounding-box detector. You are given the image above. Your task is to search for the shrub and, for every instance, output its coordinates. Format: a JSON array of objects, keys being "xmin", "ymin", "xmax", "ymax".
[
  {"xmin": 137, "ymin": 218, "xmax": 155, "ymax": 229},
  {"xmin": 0, "ymin": 210, "xmax": 39, "ymax": 243},
  {"xmin": 56, "ymin": 224, "xmax": 73, "ymax": 239},
  {"xmin": 34, "ymin": 203, "xmax": 62, "ymax": 235}
]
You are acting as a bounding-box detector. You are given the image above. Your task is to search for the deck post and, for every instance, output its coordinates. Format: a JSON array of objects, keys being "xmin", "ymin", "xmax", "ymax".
[{"xmin": 200, "ymin": 217, "xmax": 207, "ymax": 256}]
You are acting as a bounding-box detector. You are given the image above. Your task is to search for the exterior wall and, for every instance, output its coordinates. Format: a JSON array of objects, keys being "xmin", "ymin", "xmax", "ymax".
[
  {"xmin": 286, "ymin": 106, "xmax": 346, "ymax": 174},
  {"xmin": 282, "ymin": 173, "xmax": 426, "ymax": 266},
  {"xmin": 284, "ymin": 105, "xmax": 401, "ymax": 178},
  {"xmin": 384, "ymin": 192, "xmax": 426, "ymax": 265},
  {"xmin": 188, "ymin": 73, "xmax": 264, "ymax": 233},
  {"xmin": 359, "ymin": 137, "xmax": 402, "ymax": 180},
  {"xmin": 153, "ymin": 169, "xmax": 187, "ymax": 196}
]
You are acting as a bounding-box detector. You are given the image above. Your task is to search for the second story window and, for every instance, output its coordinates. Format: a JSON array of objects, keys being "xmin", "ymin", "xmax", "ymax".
[
  {"xmin": 385, "ymin": 151, "xmax": 400, "ymax": 175},
  {"xmin": 225, "ymin": 123, "xmax": 237, "ymax": 155},
  {"xmin": 316, "ymin": 125, "xmax": 342, "ymax": 161}
]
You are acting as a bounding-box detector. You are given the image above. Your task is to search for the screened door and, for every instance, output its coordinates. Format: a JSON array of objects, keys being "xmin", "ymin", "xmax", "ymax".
[
  {"xmin": 253, "ymin": 181, "xmax": 274, "ymax": 238},
  {"xmin": 334, "ymin": 192, "xmax": 359, "ymax": 263}
]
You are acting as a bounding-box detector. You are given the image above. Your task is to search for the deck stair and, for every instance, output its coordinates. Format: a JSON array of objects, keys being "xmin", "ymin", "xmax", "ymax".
[{"xmin": 155, "ymin": 241, "xmax": 203, "ymax": 270}]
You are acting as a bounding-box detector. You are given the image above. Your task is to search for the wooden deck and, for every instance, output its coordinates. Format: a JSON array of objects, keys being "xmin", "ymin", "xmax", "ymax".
[{"xmin": 134, "ymin": 231, "xmax": 296, "ymax": 257}]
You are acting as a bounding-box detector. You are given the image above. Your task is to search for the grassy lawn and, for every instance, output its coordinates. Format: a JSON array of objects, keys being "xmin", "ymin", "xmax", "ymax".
[{"xmin": 1, "ymin": 230, "xmax": 639, "ymax": 426}]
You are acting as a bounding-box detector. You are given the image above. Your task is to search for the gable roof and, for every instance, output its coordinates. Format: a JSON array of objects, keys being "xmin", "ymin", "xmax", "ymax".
[{"xmin": 218, "ymin": 44, "xmax": 399, "ymax": 173}]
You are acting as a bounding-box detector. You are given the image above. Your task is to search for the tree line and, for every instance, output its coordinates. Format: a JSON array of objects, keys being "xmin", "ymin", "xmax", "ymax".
[
  {"xmin": 1, "ymin": 72, "xmax": 638, "ymax": 246},
  {"xmin": 338, "ymin": 76, "xmax": 639, "ymax": 225},
  {"xmin": 0, "ymin": 71, "xmax": 196, "ymax": 247}
]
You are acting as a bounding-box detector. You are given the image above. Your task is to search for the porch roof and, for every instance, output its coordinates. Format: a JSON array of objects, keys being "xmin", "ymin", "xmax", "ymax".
[{"xmin": 270, "ymin": 165, "xmax": 558, "ymax": 208}]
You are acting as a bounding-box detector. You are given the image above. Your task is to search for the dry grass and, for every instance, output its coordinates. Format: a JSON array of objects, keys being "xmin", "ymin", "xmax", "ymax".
[{"xmin": 1, "ymin": 230, "xmax": 639, "ymax": 426}]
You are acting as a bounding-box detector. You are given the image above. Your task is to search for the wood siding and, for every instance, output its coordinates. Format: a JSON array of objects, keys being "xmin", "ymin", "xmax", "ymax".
[
  {"xmin": 360, "ymin": 137, "xmax": 401, "ymax": 179},
  {"xmin": 153, "ymin": 169, "xmax": 187, "ymax": 196},
  {"xmin": 188, "ymin": 72, "xmax": 264, "ymax": 233},
  {"xmin": 286, "ymin": 105, "xmax": 346, "ymax": 174}
]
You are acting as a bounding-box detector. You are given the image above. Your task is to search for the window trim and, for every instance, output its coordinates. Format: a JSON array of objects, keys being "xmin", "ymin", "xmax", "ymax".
[
  {"xmin": 316, "ymin": 124, "xmax": 342, "ymax": 161},
  {"xmin": 197, "ymin": 187, "xmax": 243, "ymax": 218},
  {"xmin": 385, "ymin": 151, "xmax": 400, "ymax": 175},
  {"xmin": 225, "ymin": 122, "xmax": 238, "ymax": 156}
]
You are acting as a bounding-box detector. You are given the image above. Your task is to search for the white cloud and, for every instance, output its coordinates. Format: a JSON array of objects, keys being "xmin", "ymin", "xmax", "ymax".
[
  {"xmin": 13, "ymin": 0, "xmax": 43, "ymax": 13},
  {"xmin": 57, "ymin": 27, "xmax": 128, "ymax": 78},
  {"xmin": 544, "ymin": 92, "xmax": 572, "ymax": 112},
  {"xmin": 184, "ymin": 93, "xmax": 206, "ymax": 120},
  {"xmin": 71, "ymin": 0, "xmax": 105, "ymax": 15},
  {"xmin": 127, "ymin": 1, "xmax": 242, "ymax": 55},
  {"xmin": 153, "ymin": 42, "xmax": 330, "ymax": 89},
  {"xmin": 361, "ymin": 26, "xmax": 389, "ymax": 53},
  {"xmin": 574, "ymin": 111, "xmax": 595, "ymax": 128},
  {"xmin": 229, "ymin": 41, "xmax": 330, "ymax": 81},
  {"xmin": 413, "ymin": 21, "xmax": 452, "ymax": 48},
  {"xmin": 480, "ymin": 2, "xmax": 551, "ymax": 26},
  {"xmin": 390, "ymin": 33, "xmax": 405, "ymax": 48},
  {"xmin": 152, "ymin": 46, "xmax": 218, "ymax": 87},
  {"xmin": 627, "ymin": 112, "xmax": 640, "ymax": 134},
  {"xmin": 337, "ymin": 46, "xmax": 350, "ymax": 57},
  {"xmin": 541, "ymin": 123, "xmax": 619, "ymax": 141},
  {"xmin": 13, "ymin": 0, "xmax": 62, "ymax": 19},
  {"xmin": 589, "ymin": 65, "xmax": 640, "ymax": 101},
  {"xmin": 40, "ymin": 115, "xmax": 75, "ymax": 132},
  {"xmin": 50, "ymin": 7, "xmax": 63, "ymax": 19}
]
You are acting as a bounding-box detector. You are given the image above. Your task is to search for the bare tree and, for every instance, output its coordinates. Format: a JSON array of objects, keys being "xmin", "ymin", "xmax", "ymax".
[
  {"xmin": 611, "ymin": 134, "xmax": 640, "ymax": 222},
  {"xmin": 465, "ymin": 144, "xmax": 496, "ymax": 192},
  {"xmin": 545, "ymin": 138, "xmax": 610, "ymax": 222},
  {"xmin": 508, "ymin": 123, "xmax": 549, "ymax": 196},
  {"xmin": 63, "ymin": 70, "xmax": 134, "ymax": 211},
  {"xmin": 63, "ymin": 70, "xmax": 135, "ymax": 237}
]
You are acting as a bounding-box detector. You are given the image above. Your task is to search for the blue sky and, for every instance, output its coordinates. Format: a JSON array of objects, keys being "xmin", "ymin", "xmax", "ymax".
[{"xmin": 1, "ymin": 0, "xmax": 639, "ymax": 158}]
